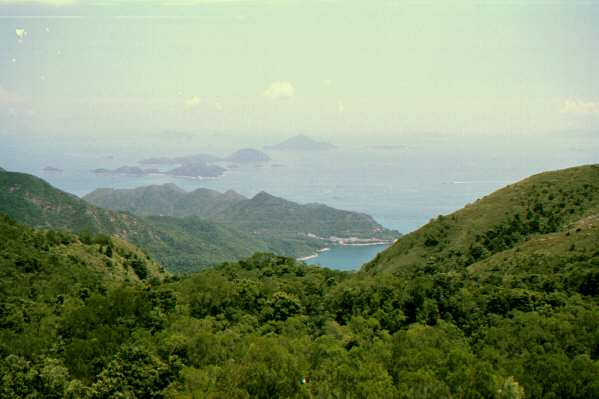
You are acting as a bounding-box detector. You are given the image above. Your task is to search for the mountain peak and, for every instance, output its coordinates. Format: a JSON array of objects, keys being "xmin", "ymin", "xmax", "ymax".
[
  {"xmin": 225, "ymin": 148, "xmax": 270, "ymax": 164},
  {"xmin": 224, "ymin": 189, "xmax": 246, "ymax": 200},
  {"xmin": 252, "ymin": 190, "xmax": 275, "ymax": 200},
  {"xmin": 250, "ymin": 191, "xmax": 287, "ymax": 204},
  {"xmin": 157, "ymin": 183, "xmax": 186, "ymax": 193}
]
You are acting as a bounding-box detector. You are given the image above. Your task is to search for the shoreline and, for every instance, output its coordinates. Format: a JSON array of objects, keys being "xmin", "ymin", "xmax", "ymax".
[
  {"xmin": 337, "ymin": 241, "xmax": 392, "ymax": 247},
  {"xmin": 297, "ymin": 242, "xmax": 390, "ymax": 262}
]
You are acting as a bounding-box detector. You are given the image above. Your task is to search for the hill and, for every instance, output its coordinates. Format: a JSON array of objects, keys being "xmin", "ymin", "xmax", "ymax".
[
  {"xmin": 0, "ymin": 170, "xmax": 285, "ymax": 271},
  {"xmin": 2, "ymin": 170, "xmax": 390, "ymax": 272},
  {"xmin": 165, "ymin": 162, "xmax": 225, "ymax": 178},
  {"xmin": 0, "ymin": 213, "xmax": 166, "ymax": 286},
  {"xmin": 265, "ymin": 134, "xmax": 336, "ymax": 151},
  {"xmin": 1, "ymin": 166, "xmax": 598, "ymax": 398},
  {"xmin": 85, "ymin": 184, "xmax": 246, "ymax": 218},
  {"xmin": 225, "ymin": 148, "xmax": 270, "ymax": 164},
  {"xmin": 211, "ymin": 191, "xmax": 396, "ymax": 239},
  {"xmin": 84, "ymin": 184, "xmax": 399, "ymax": 243},
  {"xmin": 0, "ymin": 214, "xmax": 180, "ymax": 395},
  {"xmin": 365, "ymin": 164, "xmax": 599, "ymax": 275}
]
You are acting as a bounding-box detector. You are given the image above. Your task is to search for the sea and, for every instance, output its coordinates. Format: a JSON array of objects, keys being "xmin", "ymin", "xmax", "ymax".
[{"xmin": 2, "ymin": 133, "xmax": 598, "ymax": 271}]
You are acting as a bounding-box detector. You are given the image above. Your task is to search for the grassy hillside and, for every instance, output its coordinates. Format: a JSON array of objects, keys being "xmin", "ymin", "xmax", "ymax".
[
  {"xmin": 0, "ymin": 170, "xmax": 137, "ymax": 234},
  {"xmin": 366, "ymin": 164, "xmax": 599, "ymax": 275}
]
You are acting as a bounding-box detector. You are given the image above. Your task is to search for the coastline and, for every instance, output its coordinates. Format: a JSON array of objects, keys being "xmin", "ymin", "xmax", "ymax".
[{"xmin": 297, "ymin": 242, "xmax": 391, "ymax": 262}]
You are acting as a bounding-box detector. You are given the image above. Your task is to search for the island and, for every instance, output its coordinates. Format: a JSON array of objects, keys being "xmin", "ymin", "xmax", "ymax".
[
  {"xmin": 92, "ymin": 163, "xmax": 225, "ymax": 179},
  {"xmin": 224, "ymin": 148, "xmax": 270, "ymax": 164},
  {"xmin": 166, "ymin": 162, "xmax": 225, "ymax": 179}
]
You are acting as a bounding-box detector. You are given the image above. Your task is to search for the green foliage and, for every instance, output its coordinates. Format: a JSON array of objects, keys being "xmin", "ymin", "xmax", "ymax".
[
  {"xmin": 1, "ymin": 164, "xmax": 599, "ymax": 397},
  {"xmin": 0, "ymin": 170, "xmax": 397, "ymax": 273}
]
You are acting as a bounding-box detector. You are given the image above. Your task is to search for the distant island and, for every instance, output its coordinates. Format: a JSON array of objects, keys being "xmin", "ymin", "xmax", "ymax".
[
  {"xmin": 92, "ymin": 163, "xmax": 225, "ymax": 179},
  {"xmin": 265, "ymin": 134, "xmax": 336, "ymax": 151},
  {"xmin": 166, "ymin": 163, "xmax": 225, "ymax": 179},
  {"xmin": 224, "ymin": 148, "xmax": 270, "ymax": 164}
]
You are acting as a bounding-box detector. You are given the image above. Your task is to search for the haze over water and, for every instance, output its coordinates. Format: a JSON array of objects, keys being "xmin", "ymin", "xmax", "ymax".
[{"xmin": 2, "ymin": 133, "xmax": 599, "ymax": 269}]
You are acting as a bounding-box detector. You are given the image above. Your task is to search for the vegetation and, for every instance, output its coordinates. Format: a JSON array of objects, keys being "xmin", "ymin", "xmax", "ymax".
[
  {"xmin": 83, "ymin": 184, "xmax": 245, "ymax": 218},
  {"xmin": 85, "ymin": 184, "xmax": 399, "ymax": 239},
  {"xmin": 1, "ymin": 165, "xmax": 598, "ymax": 397},
  {"xmin": 1, "ymin": 170, "xmax": 395, "ymax": 273}
]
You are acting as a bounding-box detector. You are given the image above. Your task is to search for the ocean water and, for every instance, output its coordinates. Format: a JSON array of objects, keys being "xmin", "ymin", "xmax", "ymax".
[
  {"xmin": 304, "ymin": 244, "xmax": 391, "ymax": 271},
  {"xmin": 2, "ymin": 134, "xmax": 598, "ymax": 270}
]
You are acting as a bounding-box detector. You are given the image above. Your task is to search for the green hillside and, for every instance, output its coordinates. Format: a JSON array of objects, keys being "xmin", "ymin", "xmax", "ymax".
[
  {"xmin": 0, "ymin": 214, "xmax": 180, "ymax": 397},
  {"xmin": 366, "ymin": 164, "xmax": 599, "ymax": 275},
  {"xmin": 1, "ymin": 165, "xmax": 599, "ymax": 397},
  {"xmin": 211, "ymin": 191, "xmax": 397, "ymax": 239},
  {"xmin": 1, "ymin": 218, "xmax": 597, "ymax": 397},
  {"xmin": 84, "ymin": 184, "xmax": 245, "ymax": 218},
  {"xmin": 85, "ymin": 184, "xmax": 399, "ymax": 240},
  {"xmin": 0, "ymin": 170, "xmax": 137, "ymax": 234},
  {"xmin": 0, "ymin": 171, "xmax": 333, "ymax": 272}
]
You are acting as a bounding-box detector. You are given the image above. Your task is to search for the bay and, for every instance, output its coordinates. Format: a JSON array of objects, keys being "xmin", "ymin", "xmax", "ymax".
[{"xmin": 304, "ymin": 244, "xmax": 391, "ymax": 271}]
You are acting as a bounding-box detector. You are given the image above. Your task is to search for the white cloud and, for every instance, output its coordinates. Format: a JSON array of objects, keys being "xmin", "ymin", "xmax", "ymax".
[
  {"xmin": 184, "ymin": 96, "xmax": 202, "ymax": 109},
  {"xmin": 337, "ymin": 100, "xmax": 345, "ymax": 114},
  {"xmin": 560, "ymin": 98, "xmax": 599, "ymax": 114},
  {"xmin": 15, "ymin": 28, "xmax": 27, "ymax": 40},
  {"xmin": 323, "ymin": 79, "xmax": 333, "ymax": 87},
  {"xmin": 263, "ymin": 81, "xmax": 295, "ymax": 100}
]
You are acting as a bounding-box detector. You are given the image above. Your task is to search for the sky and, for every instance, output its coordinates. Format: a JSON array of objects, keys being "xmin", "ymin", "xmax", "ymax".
[{"xmin": 1, "ymin": 0, "xmax": 599, "ymax": 144}]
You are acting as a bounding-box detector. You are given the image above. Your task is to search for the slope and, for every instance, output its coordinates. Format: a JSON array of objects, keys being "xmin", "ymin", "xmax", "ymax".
[
  {"xmin": 366, "ymin": 164, "xmax": 599, "ymax": 275},
  {"xmin": 0, "ymin": 170, "xmax": 324, "ymax": 271},
  {"xmin": 84, "ymin": 184, "xmax": 246, "ymax": 218},
  {"xmin": 85, "ymin": 185, "xmax": 399, "ymax": 242}
]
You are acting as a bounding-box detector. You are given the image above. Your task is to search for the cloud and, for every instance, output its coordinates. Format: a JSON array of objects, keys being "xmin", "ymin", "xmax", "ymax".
[
  {"xmin": 263, "ymin": 81, "xmax": 295, "ymax": 100},
  {"xmin": 184, "ymin": 96, "xmax": 202, "ymax": 109},
  {"xmin": 337, "ymin": 100, "xmax": 345, "ymax": 114},
  {"xmin": 560, "ymin": 98, "xmax": 599, "ymax": 114},
  {"xmin": 15, "ymin": 28, "xmax": 27, "ymax": 40}
]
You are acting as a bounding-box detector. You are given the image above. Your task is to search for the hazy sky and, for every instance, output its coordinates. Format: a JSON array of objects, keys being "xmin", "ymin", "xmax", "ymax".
[{"xmin": 1, "ymin": 0, "xmax": 598, "ymax": 142}]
